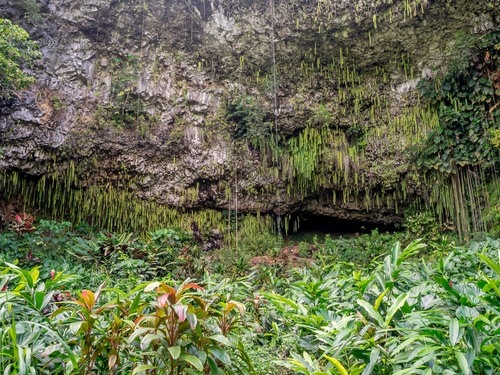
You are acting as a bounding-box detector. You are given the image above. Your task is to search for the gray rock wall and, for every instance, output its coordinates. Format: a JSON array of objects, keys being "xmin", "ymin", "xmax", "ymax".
[{"xmin": 0, "ymin": 0, "xmax": 498, "ymax": 227}]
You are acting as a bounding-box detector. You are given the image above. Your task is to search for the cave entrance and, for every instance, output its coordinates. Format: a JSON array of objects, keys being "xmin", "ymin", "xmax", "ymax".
[{"xmin": 283, "ymin": 213, "xmax": 399, "ymax": 245}]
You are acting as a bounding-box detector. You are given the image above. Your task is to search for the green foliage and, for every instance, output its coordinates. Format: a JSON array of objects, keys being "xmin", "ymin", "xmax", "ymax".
[
  {"xmin": 404, "ymin": 210, "xmax": 442, "ymax": 243},
  {"xmin": 167, "ymin": 116, "xmax": 187, "ymax": 145},
  {"xmin": 298, "ymin": 241, "xmax": 309, "ymax": 258},
  {"xmin": 3, "ymin": 211, "xmax": 500, "ymax": 375},
  {"xmin": 51, "ymin": 96, "xmax": 65, "ymax": 110},
  {"xmin": 239, "ymin": 226, "xmax": 283, "ymax": 258},
  {"xmin": 227, "ymin": 95, "xmax": 271, "ymax": 146},
  {"xmin": 262, "ymin": 71, "xmax": 283, "ymax": 96},
  {"xmin": 92, "ymin": 54, "xmax": 157, "ymax": 134},
  {"xmin": 415, "ymin": 30, "xmax": 500, "ymax": 173},
  {"xmin": 483, "ymin": 179, "xmax": 500, "ymax": 237},
  {"xmin": 310, "ymin": 104, "xmax": 332, "ymax": 127},
  {"xmin": 317, "ymin": 229, "xmax": 405, "ymax": 264},
  {"xmin": 346, "ymin": 123, "xmax": 366, "ymax": 149},
  {"xmin": 14, "ymin": 0, "xmax": 44, "ymax": 25},
  {"xmin": 268, "ymin": 238, "xmax": 500, "ymax": 375},
  {"xmin": 71, "ymin": 229, "xmax": 192, "ymax": 279},
  {"xmin": 0, "ymin": 19, "xmax": 40, "ymax": 98},
  {"xmin": 0, "ymin": 248, "xmax": 258, "ymax": 374}
]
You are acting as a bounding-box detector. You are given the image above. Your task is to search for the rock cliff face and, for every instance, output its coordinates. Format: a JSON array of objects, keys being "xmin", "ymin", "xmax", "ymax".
[{"xmin": 0, "ymin": 0, "xmax": 498, "ymax": 231}]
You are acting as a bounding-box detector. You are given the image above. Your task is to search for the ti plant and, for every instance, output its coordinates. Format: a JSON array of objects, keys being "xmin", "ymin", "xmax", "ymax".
[{"xmin": 129, "ymin": 280, "xmax": 251, "ymax": 375}]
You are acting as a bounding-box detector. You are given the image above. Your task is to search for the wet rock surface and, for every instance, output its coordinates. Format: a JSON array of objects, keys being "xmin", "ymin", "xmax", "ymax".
[{"xmin": 0, "ymin": 0, "xmax": 497, "ymax": 225}]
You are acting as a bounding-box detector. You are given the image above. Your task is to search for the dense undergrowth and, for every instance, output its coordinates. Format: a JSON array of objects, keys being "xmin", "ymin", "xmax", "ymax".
[{"xmin": 1, "ymin": 214, "xmax": 500, "ymax": 374}]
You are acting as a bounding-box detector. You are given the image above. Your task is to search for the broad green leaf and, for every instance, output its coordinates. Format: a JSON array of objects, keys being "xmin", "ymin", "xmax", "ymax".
[
  {"xmin": 34, "ymin": 291, "xmax": 45, "ymax": 310},
  {"xmin": 484, "ymin": 274, "xmax": 500, "ymax": 298},
  {"xmin": 455, "ymin": 351, "xmax": 469, "ymax": 375},
  {"xmin": 357, "ymin": 300, "xmax": 384, "ymax": 326},
  {"xmin": 184, "ymin": 370, "xmax": 203, "ymax": 375},
  {"xmin": 434, "ymin": 276, "xmax": 460, "ymax": 299},
  {"xmin": 208, "ymin": 346, "xmax": 231, "ymax": 365},
  {"xmin": 129, "ymin": 291, "xmax": 142, "ymax": 314},
  {"xmin": 391, "ymin": 242, "xmax": 401, "ymax": 270},
  {"xmin": 323, "ymin": 356, "xmax": 348, "ymax": 375},
  {"xmin": 179, "ymin": 353, "xmax": 203, "ymax": 371},
  {"xmin": 449, "ymin": 318, "xmax": 459, "ymax": 346},
  {"xmin": 207, "ymin": 356, "xmax": 220, "ymax": 375},
  {"xmin": 362, "ymin": 348, "xmax": 380, "ymax": 375},
  {"xmin": 290, "ymin": 352, "xmax": 313, "ymax": 372},
  {"xmin": 209, "ymin": 335, "xmax": 232, "ymax": 346},
  {"xmin": 385, "ymin": 294, "xmax": 408, "ymax": 328},
  {"xmin": 69, "ymin": 321, "xmax": 83, "ymax": 335},
  {"xmin": 392, "ymin": 335, "xmax": 423, "ymax": 355},
  {"xmin": 132, "ymin": 365, "xmax": 156, "ymax": 375},
  {"xmin": 30, "ymin": 269, "xmax": 39, "ymax": 286},
  {"xmin": 272, "ymin": 322, "xmax": 280, "ymax": 337},
  {"xmin": 384, "ymin": 256, "xmax": 393, "ymax": 281},
  {"xmin": 350, "ymin": 366, "xmax": 365, "ymax": 375},
  {"xmin": 140, "ymin": 334, "xmax": 162, "ymax": 351},
  {"xmin": 374, "ymin": 288, "xmax": 389, "ymax": 311},
  {"xmin": 19, "ymin": 348, "xmax": 27, "ymax": 375},
  {"xmin": 168, "ymin": 346, "xmax": 181, "ymax": 360},
  {"xmin": 29, "ymin": 322, "xmax": 78, "ymax": 371},
  {"xmin": 478, "ymin": 254, "xmax": 500, "ymax": 278}
]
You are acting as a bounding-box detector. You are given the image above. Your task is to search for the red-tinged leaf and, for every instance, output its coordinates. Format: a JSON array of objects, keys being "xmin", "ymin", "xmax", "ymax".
[
  {"xmin": 192, "ymin": 296, "xmax": 206, "ymax": 309},
  {"xmin": 181, "ymin": 284, "xmax": 204, "ymax": 293},
  {"xmin": 108, "ymin": 354, "xmax": 117, "ymax": 369},
  {"xmin": 71, "ymin": 297, "xmax": 88, "ymax": 310},
  {"xmin": 227, "ymin": 301, "xmax": 245, "ymax": 316},
  {"xmin": 95, "ymin": 301, "xmax": 117, "ymax": 314},
  {"xmin": 81, "ymin": 290, "xmax": 95, "ymax": 310},
  {"xmin": 94, "ymin": 280, "xmax": 107, "ymax": 303},
  {"xmin": 174, "ymin": 304, "xmax": 188, "ymax": 322},
  {"xmin": 157, "ymin": 283, "xmax": 176, "ymax": 295},
  {"xmin": 159, "ymin": 293, "xmax": 173, "ymax": 307},
  {"xmin": 134, "ymin": 316, "xmax": 146, "ymax": 325},
  {"xmin": 186, "ymin": 312, "xmax": 198, "ymax": 330}
]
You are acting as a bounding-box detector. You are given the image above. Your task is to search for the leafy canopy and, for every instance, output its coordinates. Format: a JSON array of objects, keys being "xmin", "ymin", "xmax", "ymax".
[
  {"xmin": 414, "ymin": 30, "xmax": 500, "ymax": 173},
  {"xmin": 0, "ymin": 18, "xmax": 40, "ymax": 98}
]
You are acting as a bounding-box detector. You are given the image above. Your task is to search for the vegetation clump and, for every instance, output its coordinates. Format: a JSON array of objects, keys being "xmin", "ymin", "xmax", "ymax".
[
  {"xmin": 227, "ymin": 95, "xmax": 271, "ymax": 147},
  {"xmin": 0, "ymin": 19, "xmax": 40, "ymax": 98},
  {"xmin": 1, "ymin": 215, "xmax": 500, "ymax": 374}
]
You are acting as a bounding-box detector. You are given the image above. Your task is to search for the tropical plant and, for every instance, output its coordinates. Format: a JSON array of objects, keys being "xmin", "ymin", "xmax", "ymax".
[
  {"xmin": 0, "ymin": 261, "xmax": 79, "ymax": 374},
  {"xmin": 0, "ymin": 19, "xmax": 40, "ymax": 98},
  {"xmin": 227, "ymin": 95, "xmax": 270, "ymax": 146},
  {"xmin": 10, "ymin": 213, "xmax": 35, "ymax": 236},
  {"xmin": 266, "ymin": 239, "xmax": 500, "ymax": 375},
  {"xmin": 130, "ymin": 279, "xmax": 251, "ymax": 375}
]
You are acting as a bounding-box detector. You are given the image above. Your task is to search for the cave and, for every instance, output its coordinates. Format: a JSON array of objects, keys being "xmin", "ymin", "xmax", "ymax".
[{"xmin": 284, "ymin": 213, "xmax": 400, "ymax": 245}]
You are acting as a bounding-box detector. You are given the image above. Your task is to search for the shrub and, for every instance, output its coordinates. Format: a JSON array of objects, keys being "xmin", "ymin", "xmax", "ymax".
[
  {"xmin": 10, "ymin": 213, "xmax": 35, "ymax": 236},
  {"xmin": 317, "ymin": 229, "xmax": 404, "ymax": 264},
  {"xmin": 298, "ymin": 241, "xmax": 309, "ymax": 258},
  {"xmin": 227, "ymin": 95, "xmax": 271, "ymax": 146},
  {"xmin": 0, "ymin": 19, "xmax": 40, "ymax": 98},
  {"xmin": 404, "ymin": 210, "xmax": 442, "ymax": 243}
]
